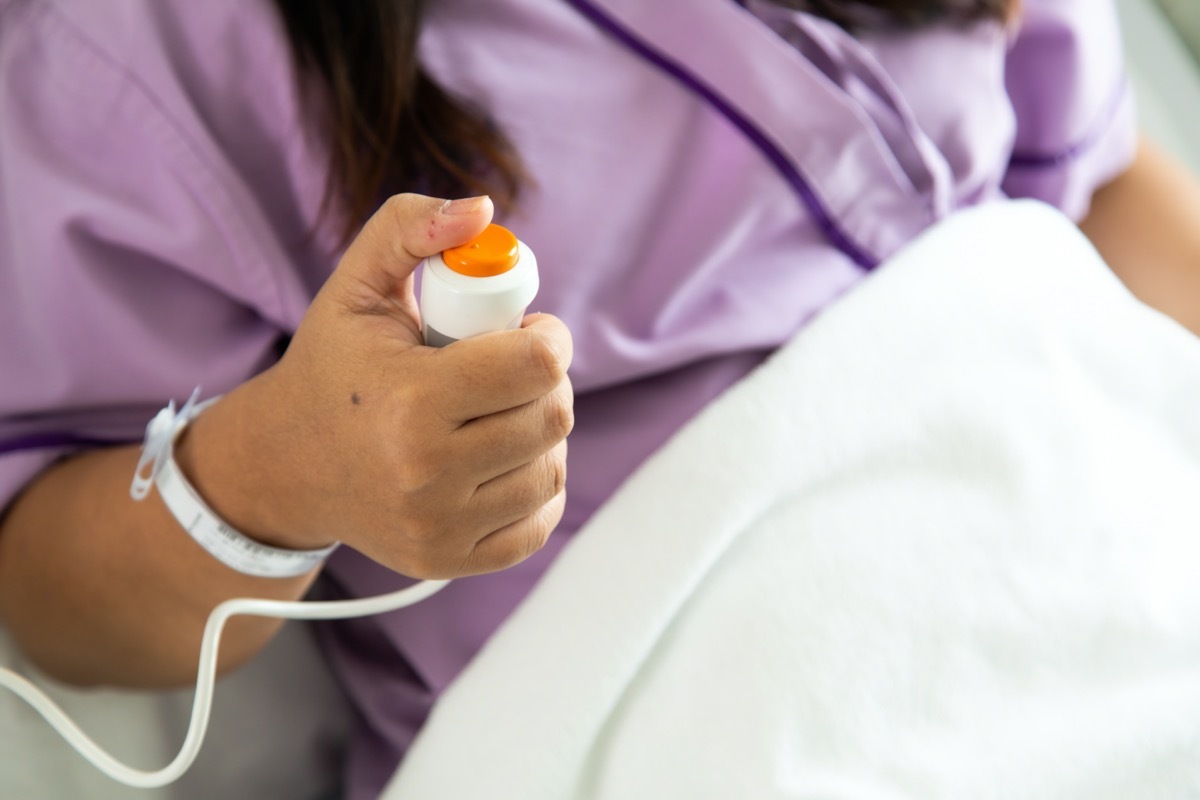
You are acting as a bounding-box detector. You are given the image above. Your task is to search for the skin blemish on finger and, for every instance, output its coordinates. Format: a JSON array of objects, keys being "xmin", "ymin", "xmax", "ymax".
[{"xmin": 351, "ymin": 392, "xmax": 362, "ymax": 406}]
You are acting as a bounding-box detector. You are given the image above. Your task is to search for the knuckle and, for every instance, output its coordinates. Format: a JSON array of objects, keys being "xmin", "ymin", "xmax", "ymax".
[
  {"xmin": 490, "ymin": 499, "xmax": 563, "ymax": 573},
  {"xmin": 547, "ymin": 451, "xmax": 567, "ymax": 496},
  {"xmin": 518, "ymin": 514, "xmax": 553, "ymax": 561},
  {"xmin": 381, "ymin": 193, "xmax": 405, "ymax": 216},
  {"xmin": 378, "ymin": 194, "xmax": 411, "ymax": 237},
  {"xmin": 381, "ymin": 192, "xmax": 420, "ymax": 223},
  {"xmin": 526, "ymin": 330, "xmax": 567, "ymax": 385},
  {"xmin": 378, "ymin": 193, "xmax": 438, "ymax": 264},
  {"xmin": 544, "ymin": 393, "xmax": 574, "ymax": 440}
]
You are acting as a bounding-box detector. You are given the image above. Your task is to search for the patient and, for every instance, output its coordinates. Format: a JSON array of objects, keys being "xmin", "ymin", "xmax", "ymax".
[{"xmin": 1, "ymin": 0, "xmax": 1199, "ymax": 797}]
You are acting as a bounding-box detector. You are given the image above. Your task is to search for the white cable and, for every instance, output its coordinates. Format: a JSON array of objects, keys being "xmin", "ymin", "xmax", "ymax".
[
  {"xmin": 0, "ymin": 578, "xmax": 449, "ymax": 788},
  {"xmin": 0, "ymin": 229, "xmax": 542, "ymax": 787}
]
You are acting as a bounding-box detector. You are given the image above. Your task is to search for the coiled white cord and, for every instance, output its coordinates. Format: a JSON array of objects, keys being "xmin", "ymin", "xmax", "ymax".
[{"xmin": 0, "ymin": 578, "xmax": 449, "ymax": 788}]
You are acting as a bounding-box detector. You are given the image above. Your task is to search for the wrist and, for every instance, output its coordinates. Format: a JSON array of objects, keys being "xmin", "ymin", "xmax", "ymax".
[{"xmin": 172, "ymin": 373, "xmax": 337, "ymax": 552}]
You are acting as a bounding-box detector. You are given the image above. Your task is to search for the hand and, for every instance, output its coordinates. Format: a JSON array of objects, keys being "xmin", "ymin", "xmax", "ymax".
[{"xmin": 245, "ymin": 194, "xmax": 573, "ymax": 578}]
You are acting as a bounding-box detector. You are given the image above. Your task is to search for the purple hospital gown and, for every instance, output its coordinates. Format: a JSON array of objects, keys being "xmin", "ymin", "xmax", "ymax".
[{"xmin": 0, "ymin": 0, "xmax": 1136, "ymax": 796}]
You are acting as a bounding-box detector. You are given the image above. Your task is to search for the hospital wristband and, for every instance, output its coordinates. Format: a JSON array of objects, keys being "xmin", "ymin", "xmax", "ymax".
[{"xmin": 130, "ymin": 390, "xmax": 338, "ymax": 578}]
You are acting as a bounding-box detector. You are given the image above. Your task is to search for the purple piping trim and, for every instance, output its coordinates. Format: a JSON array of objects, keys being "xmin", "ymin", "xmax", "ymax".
[
  {"xmin": 1007, "ymin": 78, "xmax": 1129, "ymax": 170},
  {"xmin": 0, "ymin": 432, "xmax": 134, "ymax": 457},
  {"xmin": 563, "ymin": 0, "xmax": 880, "ymax": 270}
]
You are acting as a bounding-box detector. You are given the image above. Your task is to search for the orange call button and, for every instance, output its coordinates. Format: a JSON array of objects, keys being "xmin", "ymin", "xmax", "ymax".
[{"xmin": 442, "ymin": 224, "xmax": 520, "ymax": 278}]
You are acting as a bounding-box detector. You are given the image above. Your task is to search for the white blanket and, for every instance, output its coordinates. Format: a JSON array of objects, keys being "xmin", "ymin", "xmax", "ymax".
[{"xmin": 385, "ymin": 201, "xmax": 1200, "ymax": 799}]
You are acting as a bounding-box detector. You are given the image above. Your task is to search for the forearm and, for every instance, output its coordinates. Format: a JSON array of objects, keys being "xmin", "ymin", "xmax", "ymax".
[
  {"xmin": 0, "ymin": 194, "xmax": 572, "ymax": 690},
  {"xmin": 0, "ymin": 377, "xmax": 318, "ymax": 689},
  {"xmin": 1080, "ymin": 137, "xmax": 1200, "ymax": 335}
]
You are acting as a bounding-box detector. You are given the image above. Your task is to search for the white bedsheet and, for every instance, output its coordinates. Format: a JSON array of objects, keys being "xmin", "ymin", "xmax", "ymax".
[{"xmin": 385, "ymin": 200, "xmax": 1200, "ymax": 799}]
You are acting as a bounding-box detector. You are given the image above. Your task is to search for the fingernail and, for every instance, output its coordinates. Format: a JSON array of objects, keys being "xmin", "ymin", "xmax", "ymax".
[{"xmin": 441, "ymin": 195, "xmax": 489, "ymax": 216}]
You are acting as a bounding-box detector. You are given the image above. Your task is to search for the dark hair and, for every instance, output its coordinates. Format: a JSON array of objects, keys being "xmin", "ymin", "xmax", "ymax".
[
  {"xmin": 273, "ymin": 0, "xmax": 1014, "ymax": 243},
  {"xmin": 273, "ymin": 0, "xmax": 526, "ymax": 244}
]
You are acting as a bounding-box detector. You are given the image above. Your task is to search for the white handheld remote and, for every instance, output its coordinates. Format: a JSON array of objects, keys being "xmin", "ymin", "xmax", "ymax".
[{"xmin": 419, "ymin": 223, "xmax": 539, "ymax": 347}]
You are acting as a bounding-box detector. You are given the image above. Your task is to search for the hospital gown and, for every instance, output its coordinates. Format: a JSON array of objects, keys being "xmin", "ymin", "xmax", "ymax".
[{"xmin": 0, "ymin": 0, "xmax": 1136, "ymax": 796}]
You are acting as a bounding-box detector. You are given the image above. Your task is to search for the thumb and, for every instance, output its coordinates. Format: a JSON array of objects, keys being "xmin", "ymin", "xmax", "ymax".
[{"xmin": 335, "ymin": 193, "xmax": 495, "ymax": 304}]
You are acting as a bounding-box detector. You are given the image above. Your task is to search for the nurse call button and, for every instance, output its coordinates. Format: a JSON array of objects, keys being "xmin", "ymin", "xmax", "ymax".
[{"xmin": 442, "ymin": 224, "xmax": 521, "ymax": 277}]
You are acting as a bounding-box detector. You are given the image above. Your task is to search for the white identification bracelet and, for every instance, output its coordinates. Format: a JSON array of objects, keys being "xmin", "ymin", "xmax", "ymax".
[{"xmin": 130, "ymin": 389, "xmax": 338, "ymax": 579}]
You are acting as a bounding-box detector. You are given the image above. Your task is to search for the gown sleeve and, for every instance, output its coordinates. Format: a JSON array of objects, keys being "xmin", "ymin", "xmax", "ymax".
[
  {"xmin": 0, "ymin": 0, "xmax": 327, "ymax": 511},
  {"xmin": 1002, "ymin": 0, "xmax": 1140, "ymax": 219}
]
